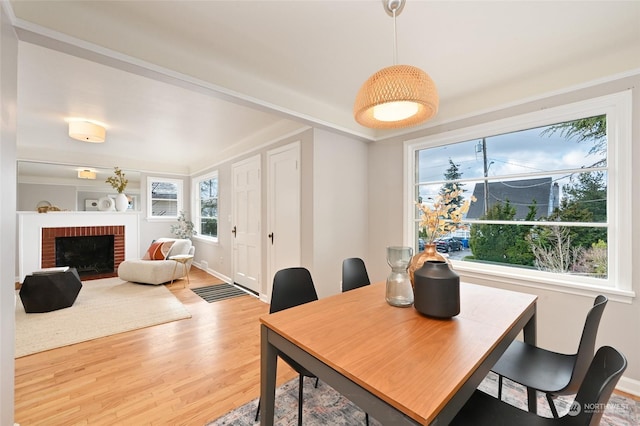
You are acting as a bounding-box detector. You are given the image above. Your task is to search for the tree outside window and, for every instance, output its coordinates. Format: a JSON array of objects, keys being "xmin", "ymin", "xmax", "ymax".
[
  {"xmin": 414, "ymin": 114, "xmax": 609, "ymax": 280},
  {"xmin": 197, "ymin": 174, "xmax": 218, "ymax": 239}
]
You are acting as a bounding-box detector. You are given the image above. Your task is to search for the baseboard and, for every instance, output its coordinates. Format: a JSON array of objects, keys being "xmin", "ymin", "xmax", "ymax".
[
  {"xmin": 192, "ymin": 263, "xmax": 263, "ymax": 300},
  {"xmin": 616, "ymin": 376, "xmax": 640, "ymax": 397},
  {"xmin": 192, "ymin": 262, "xmax": 231, "ymax": 284}
]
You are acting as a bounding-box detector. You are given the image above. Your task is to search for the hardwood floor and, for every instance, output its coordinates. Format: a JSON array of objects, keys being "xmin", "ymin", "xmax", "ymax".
[
  {"xmin": 14, "ymin": 267, "xmax": 296, "ymax": 425},
  {"xmin": 15, "ymin": 268, "xmax": 639, "ymax": 425}
]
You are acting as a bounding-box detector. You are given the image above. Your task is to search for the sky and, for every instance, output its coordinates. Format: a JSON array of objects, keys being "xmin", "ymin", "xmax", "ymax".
[{"xmin": 416, "ymin": 122, "xmax": 606, "ymax": 203}]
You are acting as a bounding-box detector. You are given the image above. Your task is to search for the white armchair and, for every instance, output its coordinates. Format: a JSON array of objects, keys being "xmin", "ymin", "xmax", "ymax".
[{"xmin": 118, "ymin": 238, "xmax": 195, "ymax": 285}]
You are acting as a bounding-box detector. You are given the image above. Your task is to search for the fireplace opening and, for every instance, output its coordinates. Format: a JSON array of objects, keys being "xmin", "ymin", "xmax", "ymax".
[{"xmin": 55, "ymin": 235, "xmax": 115, "ymax": 278}]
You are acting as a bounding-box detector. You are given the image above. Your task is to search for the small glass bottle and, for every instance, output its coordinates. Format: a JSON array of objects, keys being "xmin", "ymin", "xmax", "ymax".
[{"xmin": 385, "ymin": 246, "xmax": 414, "ymax": 307}]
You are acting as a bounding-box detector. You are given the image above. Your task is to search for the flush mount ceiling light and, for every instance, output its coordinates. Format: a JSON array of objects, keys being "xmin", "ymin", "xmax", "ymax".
[
  {"xmin": 354, "ymin": 0, "xmax": 439, "ymax": 129},
  {"xmin": 77, "ymin": 169, "xmax": 96, "ymax": 180},
  {"xmin": 68, "ymin": 120, "xmax": 106, "ymax": 143}
]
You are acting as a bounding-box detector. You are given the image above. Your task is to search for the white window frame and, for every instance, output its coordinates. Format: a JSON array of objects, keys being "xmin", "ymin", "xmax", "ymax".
[
  {"xmin": 146, "ymin": 177, "xmax": 183, "ymax": 221},
  {"xmin": 191, "ymin": 170, "xmax": 219, "ymax": 243},
  {"xmin": 405, "ymin": 91, "xmax": 634, "ymax": 302}
]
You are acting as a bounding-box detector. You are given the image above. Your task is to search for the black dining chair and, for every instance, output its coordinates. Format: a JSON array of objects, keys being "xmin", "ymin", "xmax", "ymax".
[
  {"xmin": 451, "ymin": 345, "xmax": 627, "ymax": 425},
  {"xmin": 255, "ymin": 267, "xmax": 319, "ymax": 425},
  {"xmin": 342, "ymin": 257, "xmax": 371, "ymax": 292},
  {"xmin": 341, "ymin": 257, "xmax": 371, "ymax": 425},
  {"xmin": 492, "ymin": 294, "xmax": 608, "ymax": 418}
]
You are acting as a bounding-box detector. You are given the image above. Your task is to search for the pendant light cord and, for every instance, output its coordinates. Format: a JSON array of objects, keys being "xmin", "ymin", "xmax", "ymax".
[{"xmin": 392, "ymin": 8, "xmax": 398, "ymax": 65}]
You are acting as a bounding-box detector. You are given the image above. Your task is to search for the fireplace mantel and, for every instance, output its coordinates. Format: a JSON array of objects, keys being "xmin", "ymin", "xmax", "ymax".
[{"xmin": 17, "ymin": 211, "xmax": 140, "ymax": 282}]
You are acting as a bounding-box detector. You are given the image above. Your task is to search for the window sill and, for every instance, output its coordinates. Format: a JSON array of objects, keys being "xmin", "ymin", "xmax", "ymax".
[
  {"xmin": 453, "ymin": 261, "xmax": 636, "ymax": 304},
  {"xmin": 145, "ymin": 216, "xmax": 178, "ymax": 222},
  {"xmin": 192, "ymin": 235, "xmax": 218, "ymax": 245}
]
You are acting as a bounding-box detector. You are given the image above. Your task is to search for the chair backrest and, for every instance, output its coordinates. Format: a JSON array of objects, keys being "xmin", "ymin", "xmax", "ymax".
[
  {"xmin": 341, "ymin": 258, "xmax": 370, "ymax": 292},
  {"xmin": 269, "ymin": 267, "xmax": 318, "ymax": 314},
  {"xmin": 565, "ymin": 295, "xmax": 608, "ymax": 394},
  {"xmin": 158, "ymin": 237, "xmax": 193, "ymax": 257},
  {"xmin": 563, "ymin": 346, "xmax": 627, "ymax": 426}
]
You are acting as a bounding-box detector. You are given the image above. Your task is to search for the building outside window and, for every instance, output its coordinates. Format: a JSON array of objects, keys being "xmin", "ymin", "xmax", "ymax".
[
  {"xmin": 147, "ymin": 177, "xmax": 183, "ymax": 219},
  {"xmin": 406, "ymin": 92, "xmax": 632, "ymax": 295}
]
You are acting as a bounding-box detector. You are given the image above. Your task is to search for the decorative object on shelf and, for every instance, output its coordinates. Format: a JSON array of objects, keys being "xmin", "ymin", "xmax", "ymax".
[
  {"xmin": 385, "ymin": 246, "xmax": 414, "ymax": 307},
  {"xmin": 409, "ymin": 183, "xmax": 475, "ymax": 285},
  {"xmin": 37, "ymin": 205, "xmax": 61, "ymax": 213},
  {"xmin": 354, "ymin": 0, "xmax": 438, "ymax": 129},
  {"xmin": 115, "ymin": 193, "xmax": 129, "ymax": 212},
  {"xmin": 85, "ymin": 199, "xmax": 99, "ymax": 211},
  {"xmin": 170, "ymin": 211, "xmax": 197, "ymax": 239},
  {"xmin": 97, "ymin": 196, "xmax": 115, "ymax": 211},
  {"xmin": 106, "ymin": 167, "xmax": 128, "ymax": 193},
  {"xmin": 413, "ymin": 260, "xmax": 460, "ymax": 318},
  {"xmin": 36, "ymin": 200, "xmax": 50, "ymax": 213},
  {"xmin": 35, "ymin": 200, "xmax": 62, "ymax": 213},
  {"xmin": 106, "ymin": 167, "xmax": 129, "ymax": 212}
]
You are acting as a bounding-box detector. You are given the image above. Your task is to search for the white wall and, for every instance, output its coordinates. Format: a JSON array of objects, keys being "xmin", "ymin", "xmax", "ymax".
[
  {"xmin": 18, "ymin": 182, "xmax": 77, "ymax": 211},
  {"xmin": 0, "ymin": 3, "xmax": 18, "ymax": 423},
  {"xmin": 367, "ymin": 141, "xmax": 408, "ymax": 283},
  {"xmin": 134, "ymin": 171, "xmax": 190, "ymax": 258},
  {"xmin": 368, "ymin": 73, "xmax": 640, "ymax": 394},
  {"xmin": 312, "ymin": 128, "xmax": 370, "ymax": 298},
  {"xmin": 190, "ymin": 128, "xmax": 316, "ymax": 294},
  {"xmin": 189, "ymin": 126, "xmax": 370, "ymax": 300}
]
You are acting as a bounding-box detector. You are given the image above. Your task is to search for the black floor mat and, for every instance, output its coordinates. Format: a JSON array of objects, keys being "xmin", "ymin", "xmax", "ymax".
[{"xmin": 192, "ymin": 283, "xmax": 250, "ymax": 303}]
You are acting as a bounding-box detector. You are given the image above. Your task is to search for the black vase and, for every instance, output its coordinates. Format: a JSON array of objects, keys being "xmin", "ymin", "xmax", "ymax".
[{"xmin": 413, "ymin": 260, "xmax": 460, "ymax": 319}]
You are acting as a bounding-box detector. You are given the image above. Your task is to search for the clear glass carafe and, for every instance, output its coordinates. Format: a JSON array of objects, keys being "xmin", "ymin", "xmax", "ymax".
[{"xmin": 385, "ymin": 246, "xmax": 414, "ymax": 307}]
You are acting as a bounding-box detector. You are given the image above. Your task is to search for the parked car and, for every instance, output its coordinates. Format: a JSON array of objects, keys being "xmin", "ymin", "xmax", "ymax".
[
  {"xmin": 418, "ymin": 238, "xmax": 425, "ymax": 252},
  {"xmin": 435, "ymin": 236, "xmax": 462, "ymax": 253}
]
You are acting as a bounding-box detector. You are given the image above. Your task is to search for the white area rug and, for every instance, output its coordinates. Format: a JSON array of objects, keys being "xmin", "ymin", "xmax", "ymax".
[{"xmin": 15, "ymin": 277, "xmax": 191, "ymax": 358}]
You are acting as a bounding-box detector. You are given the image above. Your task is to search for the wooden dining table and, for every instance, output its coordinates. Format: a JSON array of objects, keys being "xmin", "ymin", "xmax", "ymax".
[{"xmin": 259, "ymin": 282, "xmax": 537, "ymax": 425}]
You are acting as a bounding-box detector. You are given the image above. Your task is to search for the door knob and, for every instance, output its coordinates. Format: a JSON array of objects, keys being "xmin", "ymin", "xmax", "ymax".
[
  {"xmin": 268, "ymin": 233, "xmax": 274, "ymax": 245},
  {"xmin": 232, "ymin": 226, "xmax": 237, "ymax": 237}
]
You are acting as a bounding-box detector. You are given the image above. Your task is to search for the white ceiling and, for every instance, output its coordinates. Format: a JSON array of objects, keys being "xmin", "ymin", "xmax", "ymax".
[{"xmin": 9, "ymin": 1, "xmax": 640, "ymax": 177}]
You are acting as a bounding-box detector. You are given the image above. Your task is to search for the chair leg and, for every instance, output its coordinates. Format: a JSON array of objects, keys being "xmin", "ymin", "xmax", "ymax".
[
  {"xmin": 254, "ymin": 398, "xmax": 261, "ymax": 422},
  {"xmin": 497, "ymin": 375, "xmax": 503, "ymax": 401},
  {"xmin": 546, "ymin": 393, "xmax": 560, "ymax": 418},
  {"xmin": 314, "ymin": 377, "xmax": 319, "ymax": 388},
  {"xmin": 365, "ymin": 412, "xmax": 370, "ymax": 426},
  {"xmin": 256, "ymin": 376, "xmax": 312, "ymax": 424},
  {"xmin": 298, "ymin": 374, "xmax": 304, "ymax": 426}
]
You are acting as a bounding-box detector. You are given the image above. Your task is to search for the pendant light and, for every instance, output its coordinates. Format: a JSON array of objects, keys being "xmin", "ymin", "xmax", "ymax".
[{"xmin": 354, "ymin": 0, "xmax": 439, "ymax": 129}]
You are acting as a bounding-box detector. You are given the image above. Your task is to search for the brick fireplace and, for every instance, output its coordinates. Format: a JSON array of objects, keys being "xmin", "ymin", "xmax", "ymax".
[
  {"xmin": 41, "ymin": 226, "xmax": 125, "ymax": 280},
  {"xmin": 18, "ymin": 211, "xmax": 139, "ymax": 282}
]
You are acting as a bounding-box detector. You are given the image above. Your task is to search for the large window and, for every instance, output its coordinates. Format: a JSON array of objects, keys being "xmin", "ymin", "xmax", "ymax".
[
  {"xmin": 147, "ymin": 177, "xmax": 183, "ymax": 219},
  {"xmin": 193, "ymin": 171, "xmax": 218, "ymax": 240},
  {"xmin": 407, "ymin": 92, "xmax": 632, "ymax": 296}
]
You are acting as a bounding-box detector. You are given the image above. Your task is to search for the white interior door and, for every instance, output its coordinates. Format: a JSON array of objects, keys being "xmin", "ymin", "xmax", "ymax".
[
  {"xmin": 266, "ymin": 142, "xmax": 301, "ymax": 301},
  {"xmin": 231, "ymin": 155, "xmax": 261, "ymax": 293}
]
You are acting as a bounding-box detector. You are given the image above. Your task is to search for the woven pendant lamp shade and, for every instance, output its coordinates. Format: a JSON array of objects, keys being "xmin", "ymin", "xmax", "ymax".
[{"xmin": 354, "ymin": 64, "xmax": 439, "ymax": 129}]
